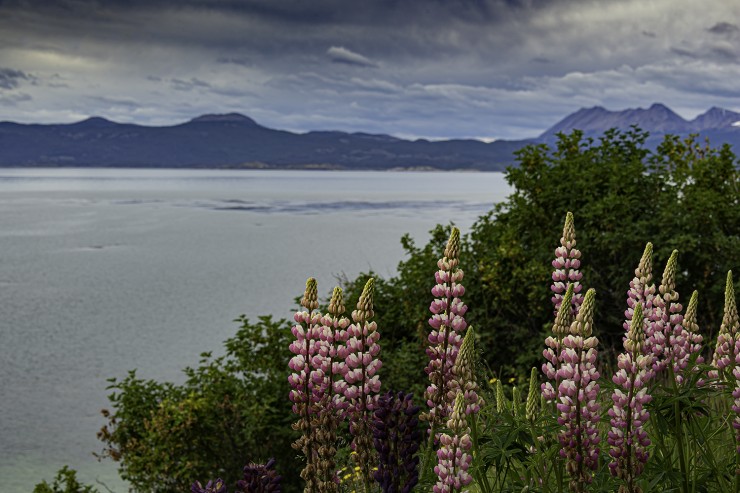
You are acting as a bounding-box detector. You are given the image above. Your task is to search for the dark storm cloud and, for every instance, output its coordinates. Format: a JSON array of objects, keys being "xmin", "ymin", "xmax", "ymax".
[
  {"xmin": 0, "ymin": 68, "xmax": 31, "ymax": 89},
  {"xmin": 1, "ymin": 0, "xmax": 739, "ymax": 139},
  {"xmin": 708, "ymin": 22, "xmax": 739, "ymax": 35}
]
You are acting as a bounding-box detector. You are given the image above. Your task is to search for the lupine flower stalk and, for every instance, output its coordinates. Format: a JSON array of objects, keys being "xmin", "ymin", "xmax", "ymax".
[
  {"xmin": 449, "ymin": 326, "xmax": 483, "ymax": 415},
  {"xmin": 192, "ymin": 479, "xmax": 227, "ymax": 493},
  {"xmin": 495, "ymin": 379, "xmax": 506, "ymax": 414},
  {"xmin": 556, "ymin": 288, "xmax": 600, "ymax": 492},
  {"xmin": 624, "ymin": 243, "xmax": 655, "ymax": 335},
  {"xmin": 337, "ymin": 278, "xmax": 382, "ymax": 488},
  {"xmin": 608, "ymin": 303, "xmax": 653, "ymax": 493},
  {"xmin": 710, "ymin": 272, "xmax": 740, "ymax": 382},
  {"xmin": 424, "ymin": 227, "xmax": 468, "ymax": 429},
  {"xmin": 237, "ymin": 459, "xmax": 282, "ymax": 493},
  {"xmin": 649, "ymin": 250, "xmax": 687, "ymax": 374},
  {"xmin": 288, "ymin": 278, "xmax": 322, "ymax": 492},
  {"xmin": 372, "ymin": 392, "xmax": 422, "ymax": 493},
  {"xmin": 551, "ymin": 212, "xmax": 583, "ymax": 317},
  {"xmin": 312, "ymin": 287, "xmax": 350, "ymax": 492},
  {"xmin": 674, "ymin": 290, "xmax": 703, "ymax": 384},
  {"xmin": 526, "ymin": 367, "xmax": 539, "ymax": 422},
  {"xmin": 542, "ymin": 284, "xmax": 575, "ymax": 401},
  {"xmin": 434, "ymin": 392, "xmax": 473, "ymax": 493}
]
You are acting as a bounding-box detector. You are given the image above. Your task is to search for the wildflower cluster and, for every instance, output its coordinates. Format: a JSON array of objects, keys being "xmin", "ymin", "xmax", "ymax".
[{"xmin": 551, "ymin": 211, "xmax": 583, "ymax": 317}]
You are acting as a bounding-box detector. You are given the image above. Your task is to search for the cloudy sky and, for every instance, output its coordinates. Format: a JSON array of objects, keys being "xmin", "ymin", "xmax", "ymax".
[{"xmin": 0, "ymin": 0, "xmax": 739, "ymax": 140}]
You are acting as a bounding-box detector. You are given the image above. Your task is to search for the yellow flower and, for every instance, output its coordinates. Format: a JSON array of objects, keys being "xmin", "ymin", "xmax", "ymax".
[
  {"xmin": 508, "ymin": 377, "xmax": 516, "ymax": 384},
  {"xmin": 488, "ymin": 377, "xmax": 498, "ymax": 384}
]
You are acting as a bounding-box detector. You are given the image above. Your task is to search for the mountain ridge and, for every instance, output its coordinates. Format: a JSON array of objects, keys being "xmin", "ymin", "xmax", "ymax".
[{"xmin": 1, "ymin": 104, "xmax": 738, "ymax": 170}]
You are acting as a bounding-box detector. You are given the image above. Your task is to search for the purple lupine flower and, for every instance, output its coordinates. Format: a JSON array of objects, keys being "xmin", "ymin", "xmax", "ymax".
[
  {"xmin": 542, "ymin": 284, "xmax": 575, "ymax": 401},
  {"xmin": 556, "ymin": 288, "xmax": 600, "ymax": 492},
  {"xmin": 449, "ymin": 326, "xmax": 484, "ymax": 415},
  {"xmin": 608, "ymin": 302, "xmax": 653, "ymax": 492},
  {"xmin": 337, "ymin": 278, "xmax": 381, "ymax": 484},
  {"xmin": 424, "ymin": 227, "xmax": 467, "ymax": 429},
  {"xmin": 237, "ymin": 459, "xmax": 282, "ymax": 493},
  {"xmin": 288, "ymin": 278, "xmax": 322, "ymax": 491},
  {"xmin": 433, "ymin": 392, "xmax": 473, "ymax": 493},
  {"xmin": 674, "ymin": 290, "xmax": 704, "ymax": 384},
  {"xmin": 326, "ymin": 287, "xmax": 351, "ymax": 415},
  {"xmin": 372, "ymin": 392, "xmax": 422, "ymax": 493},
  {"xmin": 624, "ymin": 243, "xmax": 655, "ymax": 335},
  {"xmin": 710, "ymin": 272, "xmax": 740, "ymax": 382},
  {"xmin": 649, "ymin": 250, "xmax": 686, "ymax": 374},
  {"xmin": 551, "ymin": 212, "xmax": 583, "ymax": 317},
  {"xmin": 192, "ymin": 479, "xmax": 227, "ymax": 493}
]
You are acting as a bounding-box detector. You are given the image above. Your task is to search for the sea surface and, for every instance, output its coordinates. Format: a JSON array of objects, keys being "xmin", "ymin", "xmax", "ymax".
[{"xmin": 0, "ymin": 168, "xmax": 511, "ymax": 492}]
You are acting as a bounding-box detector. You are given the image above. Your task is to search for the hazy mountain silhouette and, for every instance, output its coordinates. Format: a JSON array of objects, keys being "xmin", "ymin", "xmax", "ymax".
[{"xmin": 1, "ymin": 104, "xmax": 738, "ymax": 170}]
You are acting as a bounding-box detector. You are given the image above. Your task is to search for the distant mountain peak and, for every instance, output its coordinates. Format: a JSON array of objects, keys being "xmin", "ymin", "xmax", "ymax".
[
  {"xmin": 188, "ymin": 113, "xmax": 259, "ymax": 125},
  {"xmin": 72, "ymin": 116, "xmax": 116, "ymax": 127},
  {"xmin": 541, "ymin": 103, "xmax": 690, "ymax": 138}
]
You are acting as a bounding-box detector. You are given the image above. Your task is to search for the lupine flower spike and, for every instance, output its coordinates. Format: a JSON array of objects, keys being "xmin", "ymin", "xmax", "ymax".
[
  {"xmin": 192, "ymin": 479, "xmax": 227, "ymax": 493},
  {"xmin": 237, "ymin": 459, "xmax": 282, "ymax": 493},
  {"xmin": 313, "ymin": 286, "xmax": 350, "ymax": 492},
  {"xmin": 434, "ymin": 392, "xmax": 473, "ymax": 493},
  {"xmin": 288, "ymin": 278, "xmax": 323, "ymax": 492},
  {"xmin": 608, "ymin": 303, "xmax": 653, "ymax": 493},
  {"xmin": 551, "ymin": 211, "xmax": 583, "ymax": 317},
  {"xmin": 675, "ymin": 291, "xmax": 703, "ymax": 384},
  {"xmin": 495, "ymin": 379, "xmax": 506, "ymax": 414},
  {"xmin": 649, "ymin": 250, "xmax": 686, "ymax": 375},
  {"xmin": 450, "ymin": 326, "xmax": 483, "ymax": 415},
  {"xmin": 624, "ymin": 243, "xmax": 655, "ymax": 334},
  {"xmin": 705, "ymin": 272, "xmax": 740, "ymax": 455},
  {"xmin": 556, "ymin": 288, "xmax": 600, "ymax": 492},
  {"xmin": 337, "ymin": 278, "xmax": 382, "ymax": 488},
  {"xmin": 372, "ymin": 392, "xmax": 422, "ymax": 493},
  {"xmin": 542, "ymin": 284, "xmax": 575, "ymax": 401},
  {"xmin": 526, "ymin": 367, "xmax": 539, "ymax": 422},
  {"xmin": 424, "ymin": 227, "xmax": 468, "ymax": 429},
  {"xmin": 710, "ymin": 272, "xmax": 740, "ymax": 383}
]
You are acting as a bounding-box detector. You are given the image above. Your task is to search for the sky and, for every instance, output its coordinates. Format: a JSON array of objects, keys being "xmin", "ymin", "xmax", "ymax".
[{"xmin": 0, "ymin": 0, "xmax": 739, "ymax": 140}]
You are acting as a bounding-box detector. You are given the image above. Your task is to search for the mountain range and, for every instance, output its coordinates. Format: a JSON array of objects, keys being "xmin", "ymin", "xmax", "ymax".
[{"xmin": 1, "ymin": 104, "xmax": 738, "ymax": 171}]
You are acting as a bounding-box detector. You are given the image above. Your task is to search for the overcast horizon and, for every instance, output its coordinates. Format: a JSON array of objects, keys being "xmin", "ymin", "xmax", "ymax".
[{"xmin": 1, "ymin": 0, "xmax": 739, "ymax": 140}]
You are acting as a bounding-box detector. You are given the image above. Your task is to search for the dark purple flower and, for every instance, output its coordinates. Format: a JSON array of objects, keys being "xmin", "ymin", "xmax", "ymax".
[
  {"xmin": 372, "ymin": 392, "xmax": 422, "ymax": 493},
  {"xmin": 192, "ymin": 478, "xmax": 227, "ymax": 493},
  {"xmin": 236, "ymin": 459, "xmax": 282, "ymax": 493}
]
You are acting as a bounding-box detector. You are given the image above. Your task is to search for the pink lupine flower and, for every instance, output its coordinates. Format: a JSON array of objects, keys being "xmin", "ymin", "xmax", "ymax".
[
  {"xmin": 608, "ymin": 302, "xmax": 653, "ymax": 492},
  {"xmin": 449, "ymin": 326, "xmax": 483, "ymax": 415},
  {"xmin": 649, "ymin": 250, "xmax": 687, "ymax": 374},
  {"xmin": 673, "ymin": 290, "xmax": 704, "ymax": 384},
  {"xmin": 710, "ymin": 272, "xmax": 740, "ymax": 382},
  {"xmin": 288, "ymin": 278, "xmax": 322, "ymax": 491},
  {"xmin": 310, "ymin": 286, "xmax": 350, "ymax": 493},
  {"xmin": 551, "ymin": 212, "xmax": 583, "ymax": 317},
  {"xmin": 433, "ymin": 392, "xmax": 473, "ymax": 493},
  {"xmin": 624, "ymin": 243, "xmax": 655, "ymax": 335},
  {"xmin": 542, "ymin": 284, "xmax": 575, "ymax": 401},
  {"xmin": 338, "ymin": 278, "xmax": 382, "ymax": 485},
  {"xmin": 556, "ymin": 288, "xmax": 600, "ymax": 492},
  {"xmin": 424, "ymin": 228, "xmax": 467, "ymax": 428}
]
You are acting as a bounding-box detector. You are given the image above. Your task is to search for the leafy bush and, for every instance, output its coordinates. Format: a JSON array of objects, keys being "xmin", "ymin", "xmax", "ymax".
[{"xmin": 359, "ymin": 129, "xmax": 740, "ymax": 376}]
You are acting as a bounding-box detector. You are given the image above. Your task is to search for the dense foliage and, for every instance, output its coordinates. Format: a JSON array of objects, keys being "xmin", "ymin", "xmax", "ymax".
[
  {"xmin": 93, "ymin": 129, "xmax": 740, "ymax": 492},
  {"xmin": 352, "ymin": 128, "xmax": 740, "ymax": 376}
]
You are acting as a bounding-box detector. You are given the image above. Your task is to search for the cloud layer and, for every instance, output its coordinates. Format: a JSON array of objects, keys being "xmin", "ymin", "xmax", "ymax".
[{"xmin": 0, "ymin": 0, "xmax": 739, "ymax": 140}]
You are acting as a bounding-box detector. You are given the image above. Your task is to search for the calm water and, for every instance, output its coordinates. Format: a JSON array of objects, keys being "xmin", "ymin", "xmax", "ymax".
[{"xmin": 0, "ymin": 168, "xmax": 511, "ymax": 492}]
